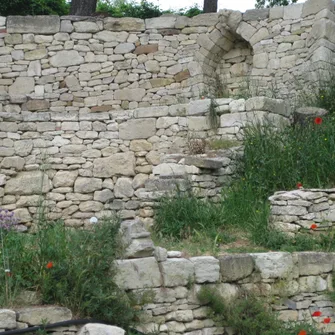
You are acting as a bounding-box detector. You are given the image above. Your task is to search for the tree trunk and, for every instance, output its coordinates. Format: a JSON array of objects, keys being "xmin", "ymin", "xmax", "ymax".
[
  {"xmin": 203, "ymin": 0, "xmax": 218, "ymax": 13},
  {"xmin": 70, "ymin": 0, "xmax": 98, "ymax": 16}
]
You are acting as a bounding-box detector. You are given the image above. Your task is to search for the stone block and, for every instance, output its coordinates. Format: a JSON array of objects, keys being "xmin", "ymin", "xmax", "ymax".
[
  {"xmin": 250, "ymin": 252, "xmax": 294, "ymax": 279},
  {"xmin": 184, "ymin": 156, "xmax": 223, "ymax": 169},
  {"xmin": 78, "ymin": 324, "xmax": 125, "ymax": 335},
  {"xmin": 50, "ymin": 50, "xmax": 84, "ymax": 67},
  {"xmin": 145, "ymin": 16, "xmax": 177, "ymax": 29},
  {"xmin": 53, "ymin": 171, "xmax": 78, "ymax": 188},
  {"xmin": 152, "ymin": 163, "xmax": 185, "ymax": 176},
  {"xmin": 125, "ymin": 238, "xmax": 155, "ymax": 258},
  {"xmin": 104, "ymin": 17, "xmax": 145, "ymax": 31},
  {"xmin": 25, "ymin": 100, "xmax": 49, "ymax": 111},
  {"xmin": 74, "ymin": 177, "xmax": 102, "ymax": 193},
  {"xmin": 220, "ymin": 254, "xmax": 254, "ymax": 282},
  {"xmin": 134, "ymin": 44, "xmax": 158, "ymax": 55},
  {"xmin": 236, "ymin": 22, "xmax": 257, "ymax": 42},
  {"xmin": 161, "ymin": 259, "xmax": 195, "ymax": 287},
  {"xmin": 119, "ymin": 118, "xmax": 156, "ymax": 140},
  {"xmin": 7, "ymin": 16, "xmax": 60, "ymax": 34},
  {"xmin": 190, "ymin": 256, "xmax": 220, "ymax": 283},
  {"xmin": 246, "ymin": 97, "xmax": 289, "ymax": 117},
  {"xmin": 134, "ymin": 106, "xmax": 168, "ymax": 118},
  {"xmin": 190, "ymin": 13, "xmax": 219, "ymax": 27},
  {"xmin": 73, "ymin": 21, "xmax": 99, "ymax": 33},
  {"xmin": 0, "ymin": 310, "xmax": 16, "ymax": 329},
  {"xmin": 269, "ymin": 6, "xmax": 284, "ymax": 20},
  {"xmin": 115, "ymin": 257, "xmax": 161, "ymax": 289},
  {"xmin": 94, "ymin": 31, "xmax": 129, "ymax": 42},
  {"xmin": 114, "ymin": 43, "xmax": 135, "ymax": 54},
  {"xmin": 297, "ymin": 252, "xmax": 334, "ymax": 276},
  {"xmin": 9, "ymin": 77, "xmax": 34, "ymax": 95},
  {"xmin": 243, "ymin": 8, "xmax": 269, "ymax": 21},
  {"xmin": 5, "ymin": 171, "xmax": 50, "ymax": 195},
  {"xmin": 93, "ymin": 152, "xmax": 135, "ymax": 177},
  {"xmin": 299, "ymin": 275, "xmax": 328, "ymax": 292},
  {"xmin": 284, "ymin": 3, "xmax": 303, "ymax": 19},
  {"xmin": 188, "ymin": 99, "xmax": 211, "ymax": 116},
  {"xmin": 114, "ymin": 88, "xmax": 145, "ymax": 101},
  {"xmin": 302, "ymin": 0, "xmax": 334, "ymax": 17},
  {"xmin": 17, "ymin": 307, "xmax": 72, "ymax": 325}
]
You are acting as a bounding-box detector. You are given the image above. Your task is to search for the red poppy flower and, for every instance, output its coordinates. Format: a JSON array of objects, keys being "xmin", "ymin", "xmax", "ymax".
[
  {"xmin": 312, "ymin": 311, "xmax": 322, "ymax": 317},
  {"xmin": 298, "ymin": 330, "xmax": 307, "ymax": 335},
  {"xmin": 297, "ymin": 182, "xmax": 303, "ymax": 189},
  {"xmin": 310, "ymin": 224, "xmax": 318, "ymax": 230},
  {"xmin": 323, "ymin": 317, "xmax": 331, "ymax": 324},
  {"xmin": 6, "ymin": 272, "xmax": 12, "ymax": 277},
  {"xmin": 46, "ymin": 261, "xmax": 54, "ymax": 269},
  {"xmin": 314, "ymin": 117, "xmax": 323, "ymax": 125}
]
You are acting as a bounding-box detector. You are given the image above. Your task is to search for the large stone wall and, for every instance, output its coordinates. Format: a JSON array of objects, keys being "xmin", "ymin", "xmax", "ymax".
[{"xmin": 0, "ymin": 96, "xmax": 289, "ymax": 229}]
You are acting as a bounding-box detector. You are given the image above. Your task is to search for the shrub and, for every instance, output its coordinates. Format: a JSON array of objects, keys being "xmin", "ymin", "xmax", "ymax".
[{"xmin": 0, "ymin": 213, "xmax": 134, "ymax": 328}]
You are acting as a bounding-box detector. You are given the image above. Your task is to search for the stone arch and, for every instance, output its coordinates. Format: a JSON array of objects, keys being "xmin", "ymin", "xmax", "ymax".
[{"xmin": 192, "ymin": 11, "xmax": 256, "ymax": 98}]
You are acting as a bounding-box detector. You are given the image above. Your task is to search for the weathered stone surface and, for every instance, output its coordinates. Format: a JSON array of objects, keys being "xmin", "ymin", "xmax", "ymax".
[
  {"xmin": 190, "ymin": 256, "xmax": 220, "ymax": 283},
  {"xmin": 190, "ymin": 13, "xmax": 219, "ymax": 27},
  {"xmin": 5, "ymin": 171, "xmax": 50, "ymax": 195},
  {"xmin": 145, "ymin": 16, "xmax": 177, "ymax": 29},
  {"xmin": 161, "ymin": 259, "xmax": 195, "ymax": 287},
  {"xmin": 74, "ymin": 177, "xmax": 102, "ymax": 193},
  {"xmin": 114, "ymin": 43, "xmax": 135, "ymax": 54},
  {"xmin": 93, "ymin": 152, "xmax": 136, "ymax": 177},
  {"xmin": 302, "ymin": 0, "xmax": 334, "ymax": 17},
  {"xmin": 251, "ymin": 252, "xmax": 294, "ymax": 279},
  {"xmin": 78, "ymin": 324, "xmax": 125, "ymax": 335},
  {"xmin": 297, "ymin": 252, "xmax": 333, "ymax": 276},
  {"xmin": 188, "ymin": 99, "xmax": 211, "ymax": 116},
  {"xmin": 114, "ymin": 88, "xmax": 145, "ymax": 101},
  {"xmin": 153, "ymin": 163, "xmax": 185, "ymax": 176},
  {"xmin": 115, "ymin": 257, "xmax": 161, "ymax": 289},
  {"xmin": 119, "ymin": 119, "xmax": 156, "ymax": 140},
  {"xmin": 185, "ymin": 156, "xmax": 223, "ymax": 169},
  {"xmin": 53, "ymin": 171, "xmax": 78, "ymax": 188},
  {"xmin": 125, "ymin": 238, "xmax": 155, "ymax": 258},
  {"xmin": 243, "ymin": 8, "xmax": 269, "ymax": 21},
  {"xmin": 0, "ymin": 310, "xmax": 16, "ymax": 329},
  {"xmin": 1, "ymin": 156, "xmax": 25, "ymax": 170},
  {"xmin": 134, "ymin": 44, "xmax": 158, "ymax": 55},
  {"xmin": 246, "ymin": 97, "xmax": 289, "ymax": 117},
  {"xmin": 7, "ymin": 16, "xmax": 60, "ymax": 34},
  {"xmin": 220, "ymin": 254, "xmax": 254, "ymax": 282},
  {"xmin": 13, "ymin": 208, "xmax": 32, "ymax": 223},
  {"xmin": 104, "ymin": 17, "xmax": 145, "ymax": 31},
  {"xmin": 50, "ymin": 50, "xmax": 84, "ymax": 67},
  {"xmin": 25, "ymin": 100, "xmax": 50, "ymax": 111},
  {"xmin": 9, "ymin": 77, "xmax": 34, "ymax": 95},
  {"xmin": 115, "ymin": 178, "xmax": 134, "ymax": 198},
  {"xmin": 25, "ymin": 48, "xmax": 47, "ymax": 61},
  {"xmin": 94, "ymin": 31, "xmax": 128, "ymax": 42},
  {"xmin": 17, "ymin": 307, "xmax": 72, "ymax": 325},
  {"xmin": 299, "ymin": 275, "xmax": 328, "ymax": 292},
  {"xmin": 73, "ymin": 21, "xmax": 99, "ymax": 33}
]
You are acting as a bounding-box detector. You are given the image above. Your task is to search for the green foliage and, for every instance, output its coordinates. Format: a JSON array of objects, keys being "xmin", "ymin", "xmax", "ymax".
[
  {"xmin": 0, "ymin": 215, "xmax": 134, "ymax": 328},
  {"xmin": 197, "ymin": 286, "xmax": 325, "ymax": 335},
  {"xmin": 0, "ymin": 0, "xmax": 69, "ymax": 16},
  {"xmin": 255, "ymin": 0, "xmax": 298, "ymax": 9},
  {"xmin": 154, "ymin": 190, "xmax": 224, "ymax": 240}
]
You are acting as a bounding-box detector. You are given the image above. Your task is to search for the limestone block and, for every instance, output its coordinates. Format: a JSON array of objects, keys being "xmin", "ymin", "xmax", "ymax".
[
  {"xmin": 190, "ymin": 256, "xmax": 220, "ymax": 283},
  {"xmin": 17, "ymin": 307, "xmax": 72, "ymax": 325},
  {"xmin": 25, "ymin": 48, "xmax": 47, "ymax": 61},
  {"xmin": 161, "ymin": 259, "xmax": 195, "ymax": 287},
  {"xmin": 5, "ymin": 171, "xmax": 50, "ymax": 195},
  {"xmin": 9, "ymin": 77, "xmax": 34, "ymax": 95},
  {"xmin": 154, "ymin": 247, "xmax": 168, "ymax": 262},
  {"xmin": 93, "ymin": 152, "xmax": 136, "ymax": 177},
  {"xmin": 14, "ymin": 140, "xmax": 33, "ymax": 156},
  {"xmin": 1, "ymin": 156, "xmax": 25, "ymax": 170},
  {"xmin": 130, "ymin": 140, "xmax": 152, "ymax": 152},
  {"xmin": 184, "ymin": 156, "xmax": 223, "ymax": 169},
  {"xmin": 229, "ymin": 99, "xmax": 245, "ymax": 113},
  {"xmin": 246, "ymin": 97, "xmax": 290, "ymax": 117},
  {"xmin": 114, "ymin": 43, "xmax": 135, "ymax": 54},
  {"xmin": 74, "ymin": 177, "xmax": 102, "ymax": 193},
  {"xmin": 219, "ymin": 254, "xmax": 254, "ymax": 282},
  {"xmin": 216, "ymin": 283, "xmax": 240, "ymax": 303},
  {"xmin": 114, "ymin": 88, "xmax": 145, "ymax": 102},
  {"xmin": 271, "ymin": 205, "xmax": 307, "ymax": 216},
  {"xmin": 134, "ymin": 106, "xmax": 168, "ymax": 118},
  {"xmin": 243, "ymin": 8, "xmax": 269, "ymax": 21},
  {"xmin": 145, "ymin": 60, "xmax": 160, "ymax": 73},
  {"xmin": 310, "ymin": 19, "xmax": 335, "ymax": 45},
  {"xmin": 269, "ymin": 6, "xmax": 284, "ymax": 19},
  {"xmin": 253, "ymin": 53, "xmax": 268, "ymax": 69},
  {"xmin": 115, "ymin": 257, "xmax": 161, "ymax": 289},
  {"xmin": 152, "ymin": 163, "xmax": 185, "ymax": 176},
  {"xmin": 250, "ymin": 27, "xmax": 269, "ymax": 45},
  {"xmin": 250, "ymin": 252, "xmax": 294, "ymax": 279},
  {"xmin": 188, "ymin": 99, "xmax": 211, "ymax": 116},
  {"xmin": 156, "ymin": 117, "xmax": 179, "ymax": 129},
  {"xmin": 73, "ymin": 21, "xmax": 99, "ymax": 33},
  {"xmin": 190, "ymin": 13, "xmax": 219, "ymax": 27},
  {"xmin": 94, "ymin": 189, "xmax": 113, "ymax": 202},
  {"xmin": 60, "ymin": 20, "xmax": 73, "ymax": 33},
  {"xmin": 280, "ymin": 55, "xmax": 296, "ymax": 69},
  {"xmin": 115, "ymin": 178, "xmax": 134, "ymax": 198},
  {"xmin": 13, "ymin": 208, "xmax": 31, "ymax": 223},
  {"xmin": 94, "ymin": 31, "xmax": 128, "ymax": 42},
  {"xmin": 125, "ymin": 238, "xmax": 155, "ymax": 258},
  {"xmin": 119, "ymin": 119, "xmax": 156, "ymax": 140},
  {"xmin": 53, "ymin": 171, "xmax": 78, "ymax": 188},
  {"xmin": 236, "ymin": 22, "xmax": 257, "ymax": 42},
  {"xmin": 145, "ymin": 16, "xmax": 177, "ymax": 29},
  {"xmin": 50, "ymin": 50, "xmax": 84, "ymax": 67},
  {"xmin": 0, "ymin": 17, "xmax": 6, "ymax": 27},
  {"xmin": 297, "ymin": 252, "xmax": 334, "ymax": 276},
  {"xmin": 299, "ymin": 275, "xmax": 328, "ymax": 292},
  {"xmin": 7, "ymin": 16, "xmax": 60, "ymax": 34},
  {"xmin": 27, "ymin": 60, "xmax": 41, "ymax": 77},
  {"xmin": 65, "ymin": 75, "xmax": 81, "ymax": 92},
  {"xmin": 78, "ymin": 324, "xmax": 125, "ymax": 335},
  {"xmin": 104, "ymin": 17, "xmax": 145, "ymax": 31},
  {"xmin": 278, "ymin": 310, "xmax": 298, "ymax": 322},
  {"xmin": 302, "ymin": 0, "xmax": 334, "ymax": 17},
  {"xmin": 0, "ymin": 310, "xmax": 16, "ymax": 329},
  {"xmin": 25, "ymin": 100, "xmax": 49, "ymax": 111},
  {"xmin": 284, "ymin": 3, "xmax": 303, "ymax": 20},
  {"xmin": 79, "ymin": 201, "xmax": 103, "ymax": 212},
  {"xmin": 134, "ymin": 44, "xmax": 158, "ymax": 55}
]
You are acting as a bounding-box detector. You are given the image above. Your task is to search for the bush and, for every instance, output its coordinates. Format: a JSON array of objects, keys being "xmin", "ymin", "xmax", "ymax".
[
  {"xmin": 0, "ymin": 213, "xmax": 134, "ymax": 328},
  {"xmin": 154, "ymin": 191, "xmax": 224, "ymax": 240},
  {"xmin": 0, "ymin": 0, "xmax": 69, "ymax": 16}
]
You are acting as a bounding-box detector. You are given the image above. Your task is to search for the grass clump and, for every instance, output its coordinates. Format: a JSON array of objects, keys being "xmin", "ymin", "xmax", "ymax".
[
  {"xmin": 197, "ymin": 286, "xmax": 325, "ymax": 335},
  {"xmin": 0, "ymin": 213, "xmax": 134, "ymax": 328}
]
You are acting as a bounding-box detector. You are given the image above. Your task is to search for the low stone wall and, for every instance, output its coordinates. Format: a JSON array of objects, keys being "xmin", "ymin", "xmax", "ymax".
[
  {"xmin": 0, "ymin": 96, "xmax": 289, "ymax": 230},
  {"xmin": 116, "ymin": 227, "xmax": 335, "ymax": 334},
  {"xmin": 269, "ymin": 188, "xmax": 335, "ymax": 236}
]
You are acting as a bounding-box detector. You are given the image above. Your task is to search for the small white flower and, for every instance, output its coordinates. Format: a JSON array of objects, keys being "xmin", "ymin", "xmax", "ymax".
[
  {"xmin": 4, "ymin": 269, "xmax": 10, "ymax": 273},
  {"xmin": 90, "ymin": 217, "xmax": 98, "ymax": 224}
]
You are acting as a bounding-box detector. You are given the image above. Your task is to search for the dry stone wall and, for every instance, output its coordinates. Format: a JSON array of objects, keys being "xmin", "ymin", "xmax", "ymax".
[
  {"xmin": 269, "ymin": 188, "xmax": 335, "ymax": 236},
  {"xmin": 117, "ymin": 221, "xmax": 335, "ymax": 335},
  {"xmin": 0, "ymin": 96, "xmax": 289, "ymax": 229}
]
